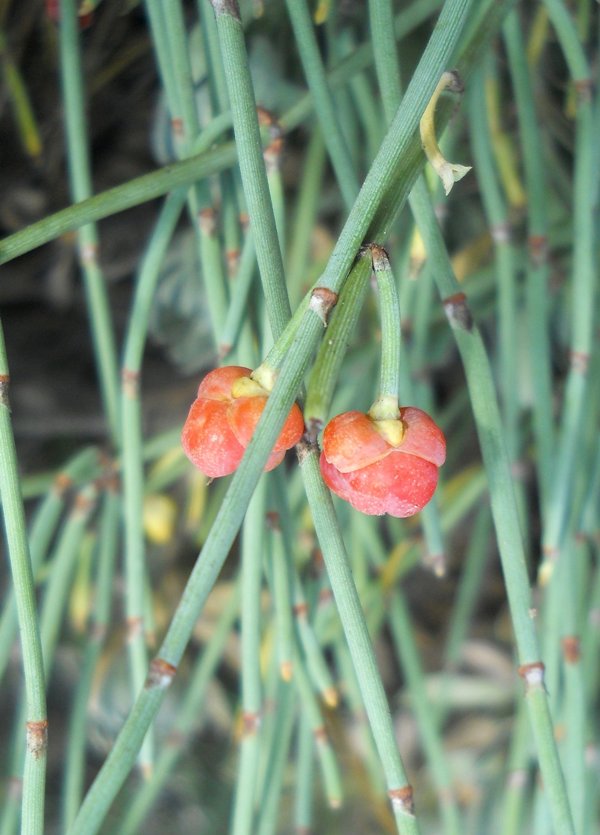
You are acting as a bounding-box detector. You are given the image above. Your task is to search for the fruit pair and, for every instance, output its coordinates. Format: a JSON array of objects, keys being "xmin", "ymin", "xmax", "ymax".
[{"xmin": 181, "ymin": 366, "xmax": 445, "ymax": 518}]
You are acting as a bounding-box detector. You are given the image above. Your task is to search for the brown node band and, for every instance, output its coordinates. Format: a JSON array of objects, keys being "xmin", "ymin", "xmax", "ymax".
[
  {"xmin": 145, "ymin": 657, "xmax": 177, "ymax": 689},
  {"xmin": 293, "ymin": 601, "xmax": 309, "ymax": 618},
  {"xmin": 74, "ymin": 490, "xmax": 95, "ymax": 514},
  {"xmin": 26, "ymin": 720, "xmax": 49, "ymax": 759},
  {"xmin": 80, "ymin": 242, "xmax": 98, "ymax": 266},
  {"xmin": 226, "ymin": 248, "xmax": 240, "ymax": 277},
  {"xmin": 442, "ymin": 292, "xmax": 473, "ymax": 331},
  {"xmin": 313, "ymin": 725, "xmax": 327, "ymax": 744},
  {"xmin": 170, "ymin": 117, "xmax": 184, "ymax": 136},
  {"xmin": 210, "ymin": 0, "xmax": 240, "ymax": 17},
  {"xmin": 242, "ymin": 710, "xmax": 261, "ymax": 736},
  {"xmin": 561, "ymin": 635, "xmax": 581, "ymax": 664},
  {"xmin": 198, "ymin": 207, "xmax": 217, "ymax": 236},
  {"xmin": 570, "ymin": 350, "xmax": 590, "ymax": 375},
  {"xmin": 573, "ymin": 77, "xmax": 593, "ymax": 102},
  {"xmin": 528, "ymin": 234, "xmax": 548, "ymax": 265},
  {"xmin": 517, "ymin": 660, "xmax": 545, "ymax": 688},
  {"xmin": 126, "ymin": 616, "xmax": 144, "ymax": 641},
  {"xmin": 121, "ymin": 368, "xmax": 140, "ymax": 398},
  {"xmin": 318, "ymin": 588, "xmax": 333, "ymax": 606},
  {"xmin": 54, "ymin": 472, "xmax": 73, "ymax": 495},
  {"xmin": 367, "ymin": 243, "xmax": 391, "ymax": 271},
  {"xmin": 388, "ymin": 784, "xmax": 415, "ymax": 814},
  {"xmin": 541, "ymin": 544, "xmax": 559, "ymax": 561},
  {"xmin": 265, "ymin": 511, "xmax": 280, "ymax": 531},
  {"xmin": 309, "ymin": 287, "xmax": 338, "ymax": 326}
]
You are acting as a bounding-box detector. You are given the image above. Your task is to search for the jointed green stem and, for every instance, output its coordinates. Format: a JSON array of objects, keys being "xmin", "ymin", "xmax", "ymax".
[
  {"xmin": 0, "ymin": 322, "xmax": 47, "ymax": 835},
  {"xmin": 408, "ymin": 181, "xmax": 576, "ymax": 835},
  {"xmin": 231, "ymin": 478, "xmax": 266, "ymax": 835},
  {"xmin": 59, "ymin": 0, "xmax": 120, "ymax": 444},
  {"xmin": 299, "ymin": 442, "xmax": 420, "ymax": 833},
  {"xmin": 210, "ymin": 0, "xmax": 291, "ymax": 342},
  {"xmin": 120, "ymin": 189, "xmax": 187, "ymax": 772}
]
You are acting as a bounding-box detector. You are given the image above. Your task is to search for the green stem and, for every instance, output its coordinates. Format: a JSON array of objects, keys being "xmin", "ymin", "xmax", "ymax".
[
  {"xmin": 0, "ymin": 141, "xmax": 237, "ymax": 266},
  {"xmin": 0, "ymin": 446, "xmax": 100, "ymax": 683},
  {"xmin": 255, "ymin": 681, "xmax": 296, "ymax": 835},
  {"xmin": 292, "ymin": 645, "xmax": 343, "ymax": 809},
  {"xmin": 119, "ymin": 582, "xmax": 240, "ymax": 835},
  {"xmin": 284, "ymin": 0, "xmax": 358, "ymax": 209},
  {"xmin": 231, "ymin": 478, "xmax": 266, "ymax": 835},
  {"xmin": 0, "ymin": 322, "xmax": 47, "ymax": 835},
  {"xmin": 503, "ymin": 10, "xmax": 554, "ymax": 512},
  {"xmin": 298, "ymin": 442, "xmax": 420, "ymax": 834},
  {"xmin": 121, "ymin": 189, "xmax": 187, "ymax": 772},
  {"xmin": 210, "ymin": 0, "xmax": 291, "ymax": 341},
  {"xmin": 371, "ymin": 246, "xmax": 401, "ymax": 409},
  {"xmin": 59, "ymin": 0, "xmax": 120, "ymax": 444},
  {"xmin": 62, "ymin": 487, "xmax": 119, "ymax": 828},
  {"xmin": 408, "ymin": 181, "xmax": 576, "ymax": 835}
]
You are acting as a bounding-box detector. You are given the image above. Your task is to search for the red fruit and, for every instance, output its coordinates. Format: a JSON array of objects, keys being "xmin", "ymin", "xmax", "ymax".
[
  {"xmin": 181, "ymin": 366, "xmax": 305, "ymax": 478},
  {"xmin": 319, "ymin": 407, "xmax": 446, "ymax": 517}
]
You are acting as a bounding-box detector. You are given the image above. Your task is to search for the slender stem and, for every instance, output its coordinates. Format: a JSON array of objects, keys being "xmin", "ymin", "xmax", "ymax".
[
  {"xmin": 0, "ymin": 141, "xmax": 237, "ymax": 266},
  {"xmin": 59, "ymin": 0, "xmax": 120, "ymax": 444},
  {"xmin": 298, "ymin": 441, "xmax": 420, "ymax": 834},
  {"xmin": 255, "ymin": 681, "xmax": 296, "ymax": 835},
  {"xmin": 0, "ymin": 447, "xmax": 100, "ymax": 683},
  {"xmin": 284, "ymin": 0, "xmax": 358, "ymax": 209},
  {"xmin": 469, "ymin": 65, "xmax": 520, "ymax": 462},
  {"xmin": 503, "ymin": 9, "xmax": 554, "ymax": 514},
  {"xmin": 0, "ymin": 322, "xmax": 47, "ymax": 835},
  {"xmin": 292, "ymin": 645, "xmax": 343, "ymax": 809},
  {"xmin": 62, "ymin": 487, "xmax": 119, "ymax": 828},
  {"xmin": 210, "ymin": 0, "xmax": 291, "ymax": 342},
  {"xmin": 119, "ymin": 582, "xmax": 240, "ymax": 835},
  {"xmin": 408, "ymin": 182, "xmax": 576, "ymax": 835},
  {"xmin": 231, "ymin": 478, "xmax": 266, "ymax": 835},
  {"xmin": 121, "ymin": 190, "xmax": 187, "ymax": 772}
]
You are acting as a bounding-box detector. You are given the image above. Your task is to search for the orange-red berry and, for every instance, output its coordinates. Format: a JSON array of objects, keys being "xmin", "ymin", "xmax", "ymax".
[
  {"xmin": 319, "ymin": 407, "xmax": 446, "ymax": 517},
  {"xmin": 182, "ymin": 366, "xmax": 304, "ymax": 478}
]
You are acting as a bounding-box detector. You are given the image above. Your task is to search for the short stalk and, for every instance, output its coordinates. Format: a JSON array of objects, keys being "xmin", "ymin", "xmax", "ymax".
[{"xmin": 368, "ymin": 245, "xmax": 401, "ymax": 415}]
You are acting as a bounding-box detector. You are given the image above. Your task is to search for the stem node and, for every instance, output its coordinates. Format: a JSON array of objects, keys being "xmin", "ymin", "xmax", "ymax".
[
  {"xmin": 26, "ymin": 720, "xmax": 49, "ymax": 759},
  {"xmin": 309, "ymin": 287, "xmax": 338, "ymax": 326},
  {"xmin": 517, "ymin": 661, "xmax": 546, "ymax": 692},
  {"xmin": 442, "ymin": 292, "xmax": 473, "ymax": 331},
  {"xmin": 145, "ymin": 657, "xmax": 177, "ymax": 690},
  {"xmin": 388, "ymin": 783, "xmax": 415, "ymax": 815}
]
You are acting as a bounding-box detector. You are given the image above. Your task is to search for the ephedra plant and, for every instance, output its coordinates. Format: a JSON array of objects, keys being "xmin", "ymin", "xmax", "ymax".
[{"xmin": 0, "ymin": 1, "xmax": 598, "ymax": 833}]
